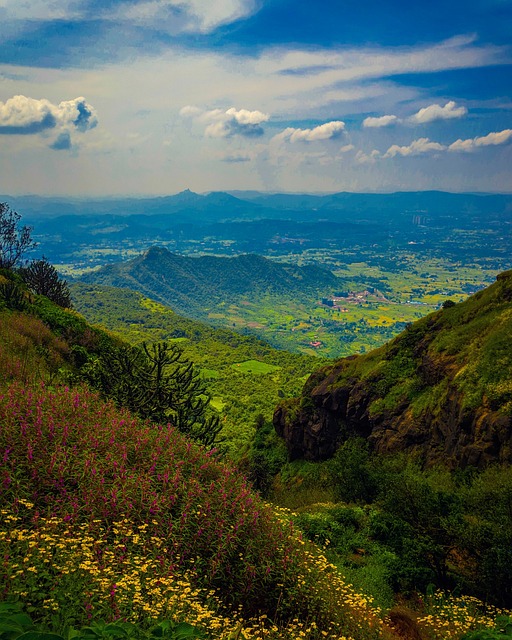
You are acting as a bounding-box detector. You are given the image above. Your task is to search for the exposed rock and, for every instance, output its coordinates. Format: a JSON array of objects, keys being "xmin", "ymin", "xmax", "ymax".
[{"xmin": 274, "ymin": 271, "xmax": 512, "ymax": 468}]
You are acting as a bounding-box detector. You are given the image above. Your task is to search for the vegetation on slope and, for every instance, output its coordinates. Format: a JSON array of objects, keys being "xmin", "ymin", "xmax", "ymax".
[
  {"xmin": 0, "ymin": 379, "xmax": 387, "ymax": 638},
  {"xmin": 1, "ymin": 207, "xmax": 511, "ymax": 639},
  {"xmin": 70, "ymin": 282, "xmax": 319, "ymax": 455},
  {"xmin": 275, "ymin": 270, "xmax": 512, "ymax": 466}
]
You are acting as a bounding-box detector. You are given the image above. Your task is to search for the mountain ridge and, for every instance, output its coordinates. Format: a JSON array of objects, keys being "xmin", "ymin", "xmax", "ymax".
[
  {"xmin": 82, "ymin": 247, "xmax": 340, "ymax": 323},
  {"xmin": 274, "ymin": 269, "xmax": 512, "ymax": 467}
]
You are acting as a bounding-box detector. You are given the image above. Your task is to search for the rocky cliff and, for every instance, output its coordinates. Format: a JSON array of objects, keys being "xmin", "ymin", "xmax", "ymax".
[{"xmin": 274, "ymin": 270, "xmax": 512, "ymax": 467}]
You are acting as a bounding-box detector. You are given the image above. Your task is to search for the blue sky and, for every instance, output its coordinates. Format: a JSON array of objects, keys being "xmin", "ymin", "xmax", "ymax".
[{"xmin": 0, "ymin": 0, "xmax": 511, "ymax": 195}]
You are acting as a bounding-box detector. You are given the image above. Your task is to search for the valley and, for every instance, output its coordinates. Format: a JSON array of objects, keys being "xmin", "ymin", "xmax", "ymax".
[
  {"xmin": 1, "ymin": 193, "xmax": 512, "ymax": 639},
  {"xmin": 15, "ymin": 189, "xmax": 509, "ymax": 358}
]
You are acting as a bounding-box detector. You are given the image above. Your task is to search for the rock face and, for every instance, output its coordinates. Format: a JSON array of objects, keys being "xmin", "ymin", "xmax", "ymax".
[{"xmin": 274, "ymin": 271, "xmax": 512, "ymax": 468}]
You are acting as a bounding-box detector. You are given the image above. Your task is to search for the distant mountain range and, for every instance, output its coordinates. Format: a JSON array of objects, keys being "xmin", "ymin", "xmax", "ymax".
[{"xmin": 4, "ymin": 189, "xmax": 512, "ymax": 225}]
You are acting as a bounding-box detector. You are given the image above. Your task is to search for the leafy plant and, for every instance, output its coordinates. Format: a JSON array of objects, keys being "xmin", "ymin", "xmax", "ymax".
[{"xmin": 85, "ymin": 341, "xmax": 222, "ymax": 447}]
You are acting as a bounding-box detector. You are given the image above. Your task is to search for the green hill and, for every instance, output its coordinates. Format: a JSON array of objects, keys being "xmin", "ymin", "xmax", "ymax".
[
  {"xmin": 274, "ymin": 270, "xmax": 512, "ymax": 467},
  {"xmin": 0, "ymin": 267, "xmax": 390, "ymax": 640},
  {"xmin": 80, "ymin": 248, "xmax": 340, "ymax": 339}
]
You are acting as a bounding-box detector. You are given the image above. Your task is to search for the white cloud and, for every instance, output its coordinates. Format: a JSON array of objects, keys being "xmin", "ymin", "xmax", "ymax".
[
  {"xmin": 181, "ymin": 105, "xmax": 269, "ymax": 138},
  {"xmin": 339, "ymin": 144, "xmax": 355, "ymax": 153},
  {"xmin": 448, "ymin": 128, "xmax": 512, "ymax": 152},
  {"xmin": 409, "ymin": 100, "xmax": 468, "ymax": 124},
  {"xmin": 362, "ymin": 114, "xmax": 399, "ymax": 128},
  {"xmin": 355, "ymin": 149, "xmax": 381, "ymax": 164},
  {"xmin": 179, "ymin": 105, "xmax": 202, "ymax": 118},
  {"xmin": 0, "ymin": 95, "xmax": 97, "ymax": 136},
  {"xmin": 274, "ymin": 121, "xmax": 345, "ymax": 143},
  {"xmin": 384, "ymin": 138, "xmax": 446, "ymax": 157},
  {"xmin": 2, "ymin": 0, "xmax": 257, "ymax": 34}
]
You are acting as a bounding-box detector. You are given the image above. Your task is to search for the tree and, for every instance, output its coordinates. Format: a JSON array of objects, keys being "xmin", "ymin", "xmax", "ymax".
[
  {"xmin": 0, "ymin": 203, "xmax": 36, "ymax": 269},
  {"xmin": 89, "ymin": 341, "xmax": 222, "ymax": 448},
  {"xmin": 20, "ymin": 257, "xmax": 72, "ymax": 308}
]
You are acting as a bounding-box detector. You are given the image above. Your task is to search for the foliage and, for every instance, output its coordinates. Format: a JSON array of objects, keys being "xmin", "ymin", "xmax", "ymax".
[
  {"xmin": 329, "ymin": 438, "xmax": 379, "ymax": 504},
  {"xmin": 0, "ymin": 603, "xmax": 205, "ymax": 640},
  {"xmin": 0, "ymin": 382, "xmax": 385, "ymax": 639},
  {"xmin": 70, "ymin": 283, "xmax": 319, "ymax": 457},
  {"xmin": 242, "ymin": 417, "xmax": 288, "ymax": 496},
  {"xmin": 0, "ymin": 203, "xmax": 36, "ymax": 269},
  {"xmin": 0, "ymin": 281, "xmax": 30, "ymax": 312},
  {"xmin": 272, "ymin": 441, "xmax": 512, "ymax": 611},
  {"xmin": 20, "ymin": 258, "xmax": 72, "ymax": 309},
  {"xmin": 84, "ymin": 341, "xmax": 222, "ymax": 448}
]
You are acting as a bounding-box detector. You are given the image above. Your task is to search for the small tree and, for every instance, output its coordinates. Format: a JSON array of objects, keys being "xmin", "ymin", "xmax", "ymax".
[
  {"xmin": 89, "ymin": 341, "xmax": 223, "ymax": 448},
  {"xmin": 0, "ymin": 202, "xmax": 36, "ymax": 269},
  {"xmin": 21, "ymin": 257, "xmax": 72, "ymax": 308}
]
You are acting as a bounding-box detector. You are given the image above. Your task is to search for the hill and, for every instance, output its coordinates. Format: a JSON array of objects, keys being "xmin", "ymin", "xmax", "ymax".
[
  {"xmin": 5, "ymin": 189, "xmax": 512, "ymax": 223},
  {"xmin": 2, "ymin": 262, "xmax": 511, "ymax": 637},
  {"xmin": 274, "ymin": 270, "xmax": 512, "ymax": 467},
  {"xmin": 0, "ymin": 266, "xmax": 391, "ymax": 640},
  {"xmin": 81, "ymin": 248, "xmax": 339, "ymax": 336}
]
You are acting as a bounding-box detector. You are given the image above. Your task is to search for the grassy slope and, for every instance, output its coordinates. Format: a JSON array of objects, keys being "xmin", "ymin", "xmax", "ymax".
[
  {"xmin": 1, "ymin": 270, "xmax": 510, "ymax": 639},
  {"xmin": 0, "ymin": 282, "xmax": 387, "ymax": 640},
  {"xmin": 70, "ymin": 282, "xmax": 320, "ymax": 455}
]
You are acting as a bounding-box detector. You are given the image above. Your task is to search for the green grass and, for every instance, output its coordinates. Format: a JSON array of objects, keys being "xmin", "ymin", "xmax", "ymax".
[{"xmin": 231, "ymin": 360, "xmax": 282, "ymax": 374}]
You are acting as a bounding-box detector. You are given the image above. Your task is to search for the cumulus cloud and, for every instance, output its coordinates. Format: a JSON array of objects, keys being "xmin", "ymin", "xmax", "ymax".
[
  {"xmin": 448, "ymin": 129, "xmax": 512, "ymax": 152},
  {"xmin": 409, "ymin": 101, "xmax": 467, "ymax": 124},
  {"xmin": 384, "ymin": 138, "xmax": 446, "ymax": 158},
  {"xmin": 0, "ymin": 95, "xmax": 98, "ymax": 136},
  {"xmin": 180, "ymin": 105, "xmax": 269, "ymax": 138},
  {"xmin": 274, "ymin": 121, "xmax": 346, "ymax": 143},
  {"xmin": 362, "ymin": 115, "xmax": 399, "ymax": 128}
]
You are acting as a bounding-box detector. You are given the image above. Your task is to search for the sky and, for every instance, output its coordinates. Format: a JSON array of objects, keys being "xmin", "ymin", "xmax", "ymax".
[{"xmin": 0, "ymin": 0, "xmax": 511, "ymax": 196}]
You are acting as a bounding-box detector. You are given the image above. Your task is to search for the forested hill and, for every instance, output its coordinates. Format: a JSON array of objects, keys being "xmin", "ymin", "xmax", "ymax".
[
  {"xmin": 274, "ymin": 269, "xmax": 512, "ymax": 468},
  {"xmin": 82, "ymin": 247, "xmax": 339, "ymax": 319}
]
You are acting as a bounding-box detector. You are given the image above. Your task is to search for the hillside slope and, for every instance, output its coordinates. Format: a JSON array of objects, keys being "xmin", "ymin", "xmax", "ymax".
[
  {"xmin": 81, "ymin": 247, "xmax": 339, "ymax": 332},
  {"xmin": 274, "ymin": 270, "xmax": 512, "ymax": 467},
  {"xmin": 84, "ymin": 247, "xmax": 338, "ymax": 302}
]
